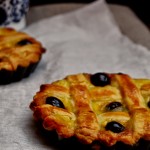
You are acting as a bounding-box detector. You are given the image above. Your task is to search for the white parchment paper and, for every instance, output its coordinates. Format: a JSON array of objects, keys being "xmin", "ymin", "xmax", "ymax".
[{"xmin": 0, "ymin": 0, "xmax": 150, "ymax": 149}]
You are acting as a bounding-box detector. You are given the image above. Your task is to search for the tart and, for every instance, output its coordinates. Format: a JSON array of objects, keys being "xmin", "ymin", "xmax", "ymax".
[
  {"xmin": 0, "ymin": 27, "xmax": 45, "ymax": 84},
  {"xmin": 29, "ymin": 72, "xmax": 150, "ymax": 149}
]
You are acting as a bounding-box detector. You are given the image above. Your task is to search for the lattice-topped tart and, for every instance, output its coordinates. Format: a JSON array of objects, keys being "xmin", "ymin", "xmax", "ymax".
[
  {"xmin": 0, "ymin": 27, "xmax": 45, "ymax": 84},
  {"xmin": 30, "ymin": 72, "xmax": 150, "ymax": 149}
]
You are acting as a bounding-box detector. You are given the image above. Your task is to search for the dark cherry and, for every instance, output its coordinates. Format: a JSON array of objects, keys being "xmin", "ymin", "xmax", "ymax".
[
  {"xmin": 105, "ymin": 121, "xmax": 125, "ymax": 133},
  {"xmin": 17, "ymin": 39, "xmax": 32, "ymax": 46},
  {"xmin": 106, "ymin": 102, "xmax": 122, "ymax": 111},
  {"xmin": 46, "ymin": 96, "xmax": 65, "ymax": 109},
  {"xmin": 90, "ymin": 72, "xmax": 110, "ymax": 87},
  {"xmin": 148, "ymin": 101, "xmax": 150, "ymax": 108}
]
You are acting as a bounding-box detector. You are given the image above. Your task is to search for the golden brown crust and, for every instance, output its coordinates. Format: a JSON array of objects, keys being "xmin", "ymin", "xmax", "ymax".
[
  {"xmin": 0, "ymin": 27, "xmax": 45, "ymax": 71},
  {"xmin": 29, "ymin": 73, "xmax": 150, "ymax": 146}
]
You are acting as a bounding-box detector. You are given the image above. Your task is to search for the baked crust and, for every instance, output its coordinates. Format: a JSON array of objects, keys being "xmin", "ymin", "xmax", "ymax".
[
  {"xmin": 30, "ymin": 73, "xmax": 150, "ymax": 146},
  {"xmin": 0, "ymin": 27, "xmax": 45, "ymax": 84}
]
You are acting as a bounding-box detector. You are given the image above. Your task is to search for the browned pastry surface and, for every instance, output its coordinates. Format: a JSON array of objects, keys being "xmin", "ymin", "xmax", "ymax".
[
  {"xmin": 0, "ymin": 27, "xmax": 45, "ymax": 84},
  {"xmin": 30, "ymin": 73, "xmax": 150, "ymax": 147},
  {"xmin": 0, "ymin": 27, "xmax": 45, "ymax": 70}
]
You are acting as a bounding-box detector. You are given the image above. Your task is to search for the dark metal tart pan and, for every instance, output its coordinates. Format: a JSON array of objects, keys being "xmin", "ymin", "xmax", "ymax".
[
  {"xmin": 0, "ymin": 62, "xmax": 39, "ymax": 85},
  {"xmin": 57, "ymin": 138, "xmax": 150, "ymax": 150}
]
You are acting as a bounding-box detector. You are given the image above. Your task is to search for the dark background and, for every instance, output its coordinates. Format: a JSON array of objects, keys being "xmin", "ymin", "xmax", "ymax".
[
  {"xmin": 29, "ymin": 0, "xmax": 150, "ymax": 27},
  {"xmin": 30, "ymin": 0, "xmax": 95, "ymax": 5}
]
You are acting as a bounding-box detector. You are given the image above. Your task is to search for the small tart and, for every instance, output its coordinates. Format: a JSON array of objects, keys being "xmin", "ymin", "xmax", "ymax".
[
  {"xmin": 0, "ymin": 27, "xmax": 45, "ymax": 84},
  {"xmin": 29, "ymin": 72, "xmax": 150, "ymax": 148}
]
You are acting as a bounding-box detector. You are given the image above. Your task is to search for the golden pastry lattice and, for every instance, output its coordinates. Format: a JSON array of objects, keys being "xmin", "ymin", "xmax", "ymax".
[
  {"xmin": 0, "ymin": 27, "xmax": 45, "ymax": 71},
  {"xmin": 30, "ymin": 73, "xmax": 150, "ymax": 146}
]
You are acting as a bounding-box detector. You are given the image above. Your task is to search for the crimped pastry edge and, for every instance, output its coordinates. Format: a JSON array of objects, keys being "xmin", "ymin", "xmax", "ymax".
[{"xmin": 32, "ymin": 122, "xmax": 150, "ymax": 150}]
